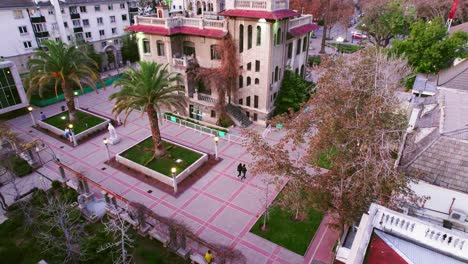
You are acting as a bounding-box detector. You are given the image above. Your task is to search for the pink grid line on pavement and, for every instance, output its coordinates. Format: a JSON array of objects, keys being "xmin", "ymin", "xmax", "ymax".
[{"xmin": 4, "ymin": 87, "xmax": 339, "ymax": 264}]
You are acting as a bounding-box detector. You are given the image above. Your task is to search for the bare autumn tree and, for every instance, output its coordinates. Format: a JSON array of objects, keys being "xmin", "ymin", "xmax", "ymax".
[
  {"xmin": 98, "ymin": 215, "xmax": 135, "ymax": 264},
  {"xmin": 243, "ymin": 47, "xmax": 426, "ymax": 231},
  {"xmin": 408, "ymin": 0, "xmax": 468, "ymax": 22}
]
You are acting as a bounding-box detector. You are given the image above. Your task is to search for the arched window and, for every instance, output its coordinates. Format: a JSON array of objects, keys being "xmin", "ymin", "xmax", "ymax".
[
  {"xmin": 247, "ymin": 77, "xmax": 251, "ymax": 86},
  {"xmin": 247, "ymin": 25, "xmax": 252, "ymax": 49},
  {"xmin": 276, "ymin": 28, "xmax": 282, "ymax": 45},
  {"xmin": 255, "ymin": 78, "xmax": 259, "ymax": 84},
  {"xmin": 300, "ymin": 65, "xmax": 305, "ymax": 77},
  {"xmin": 303, "ymin": 37, "xmax": 307, "ymax": 52},
  {"xmin": 239, "ymin": 24, "xmax": 244, "ymax": 53},
  {"xmin": 256, "ymin": 26, "xmax": 261, "ymax": 46},
  {"xmin": 156, "ymin": 41, "xmax": 165, "ymax": 56},
  {"xmin": 296, "ymin": 38, "xmax": 301, "ymax": 55},
  {"xmin": 274, "ymin": 66, "xmax": 279, "ymax": 82},
  {"xmin": 295, "ymin": 68, "xmax": 299, "ymax": 75},
  {"xmin": 142, "ymin": 38, "xmax": 150, "ymax": 53},
  {"xmin": 239, "ymin": 75, "xmax": 243, "ymax": 88}
]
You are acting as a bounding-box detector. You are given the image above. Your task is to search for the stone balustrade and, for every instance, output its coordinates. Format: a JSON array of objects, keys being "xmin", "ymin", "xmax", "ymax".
[
  {"xmin": 134, "ymin": 16, "xmax": 227, "ymax": 31},
  {"xmin": 288, "ymin": 15, "xmax": 313, "ymax": 30}
]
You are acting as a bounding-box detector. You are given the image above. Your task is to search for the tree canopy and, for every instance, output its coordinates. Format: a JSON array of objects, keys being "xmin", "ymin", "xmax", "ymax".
[
  {"xmin": 391, "ymin": 17, "xmax": 468, "ymax": 73},
  {"xmin": 274, "ymin": 70, "xmax": 313, "ymax": 116},
  {"xmin": 358, "ymin": 0, "xmax": 415, "ymax": 47},
  {"xmin": 121, "ymin": 33, "xmax": 140, "ymax": 64}
]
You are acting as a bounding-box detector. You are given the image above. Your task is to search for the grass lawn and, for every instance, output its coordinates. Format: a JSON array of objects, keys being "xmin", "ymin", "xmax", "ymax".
[
  {"xmin": 121, "ymin": 138, "xmax": 203, "ymax": 177},
  {"xmin": 328, "ymin": 43, "xmax": 362, "ymax": 54},
  {"xmin": 42, "ymin": 110, "xmax": 106, "ymax": 134},
  {"xmin": 134, "ymin": 236, "xmax": 186, "ymax": 264},
  {"xmin": 250, "ymin": 200, "xmax": 324, "ymax": 255}
]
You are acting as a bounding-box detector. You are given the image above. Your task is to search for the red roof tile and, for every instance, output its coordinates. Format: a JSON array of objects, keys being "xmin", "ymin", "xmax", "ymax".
[
  {"xmin": 364, "ymin": 232, "xmax": 407, "ymax": 264},
  {"xmin": 125, "ymin": 24, "xmax": 227, "ymax": 39},
  {"xmin": 289, "ymin": 23, "xmax": 319, "ymax": 36},
  {"xmin": 219, "ymin": 9, "xmax": 298, "ymax": 20}
]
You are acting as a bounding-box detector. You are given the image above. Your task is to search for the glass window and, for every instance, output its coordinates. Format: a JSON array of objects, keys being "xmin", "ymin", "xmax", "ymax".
[
  {"xmin": 247, "ymin": 25, "xmax": 252, "ymax": 49},
  {"xmin": 256, "ymin": 26, "xmax": 261, "ymax": 46},
  {"xmin": 18, "ymin": 26, "xmax": 28, "ymax": 34},
  {"xmin": 247, "ymin": 77, "xmax": 251, "ymax": 86},
  {"xmin": 23, "ymin": 41, "xmax": 32, "ymax": 48},
  {"xmin": 82, "ymin": 19, "xmax": 89, "ymax": 26},
  {"xmin": 276, "ymin": 28, "xmax": 282, "ymax": 45},
  {"xmin": 239, "ymin": 98, "xmax": 243, "ymax": 105},
  {"xmin": 210, "ymin": 45, "xmax": 221, "ymax": 60},
  {"xmin": 239, "ymin": 24, "xmax": 244, "ymax": 53},
  {"xmin": 254, "ymin": 95, "xmax": 258, "ymax": 108},
  {"xmin": 143, "ymin": 39, "xmax": 150, "ymax": 53},
  {"xmin": 0, "ymin": 68, "xmax": 21, "ymax": 110},
  {"xmin": 253, "ymin": 113, "xmax": 258, "ymax": 121},
  {"xmin": 79, "ymin": 6, "xmax": 87, "ymax": 13},
  {"xmin": 64, "ymin": 22, "xmax": 68, "ymax": 28},
  {"xmin": 101, "ymin": 41, "xmax": 106, "ymax": 48},
  {"xmin": 120, "ymin": 3, "xmax": 125, "ymax": 9},
  {"xmin": 97, "ymin": 17, "xmax": 103, "ymax": 24},
  {"xmin": 85, "ymin": 32, "xmax": 92, "ymax": 38},
  {"xmin": 303, "ymin": 37, "xmax": 308, "ymax": 52},
  {"xmin": 99, "ymin": 29, "xmax": 105, "ymax": 36},
  {"xmin": 246, "ymin": 96, "xmax": 251, "ymax": 107},
  {"xmin": 48, "ymin": 8, "xmax": 54, "ymax": 15},
  {"xmin": 157, "ymin": 41, "xmax": 165, "ymax": 56},
  {"xmin": 288, "ymin": 43, "xmax": 293, "ymax": 59},
  {"xmin": 112, "ymin": 28, "xmax": 117, "ymax": 34},
  {"xmin": 296, "ymin": 39, "xmax": 301, "ymax": 55},
  {"xmin": 255, "ymin": 60, "xmax": 260, "ymax": 72},
  {"xmin": 33, "ymin": 23, "xmax": 47, "ymax": 32},
  {"xmin": 110, "ymin": 16, "xmax": 116, "ymax": 23},
  {"xmin": 108, "ymin": 4, "xmax": 113, "ymax": 10},
  {"xmin": 274, "ymin": 66, "xmax": 279, "ymax": 82},
  {"xmin": 114, "ymin": 39, "xmax": 119, "ymax": 45},
  {"xmin": 95, "ymin": 5, "xmax": 101, "ymax": 12},
  {"xmin": 13, "ymin": 10, "xmax": 23, "ymax": 19},
  {"xmin": 247, "ymin": 62, "xmax": 251, "ymax": 71},
  {"xmin": 69, "ymin": 6, "xmax": 77, "ymax": 14},
  {"xmin": 255, "ymin": 78, "xmax": 259, "ymax": 84},
  {"xmin": 72, "ymin": 20, "xmax": 80, "ymax": 27},
  {"xmin": 122, "ymin": 14, "xmax": 127, "ymax": 21},
  {"xmin": 210, "ymin": 110, "xmax": 216, "ymax": 118},
  {"xmin": 239, "ymin": 75, "xmax": 243, "ymax": 88}
]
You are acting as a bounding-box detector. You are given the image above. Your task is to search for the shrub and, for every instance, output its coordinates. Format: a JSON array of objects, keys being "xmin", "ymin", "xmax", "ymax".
[
  {"xmin": 308, "ymin": 56, "xmax": 321, "ymax": 66},
  {"xmin": 274, "ymin": 70, "xmax": 314, "ymax": 116},
  {"xmin": 218, "ymin": 114, "xmax": 234, "ymax": 128},
  {"xmin": 7, "ymin": 156, "xmax": 33, "ymax": 177}
]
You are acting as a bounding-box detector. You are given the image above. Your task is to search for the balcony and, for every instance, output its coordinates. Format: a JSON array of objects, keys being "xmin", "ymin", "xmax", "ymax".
[
  {"xmin": 134, "ymin": 16, "xmax": 227, "ymax": 32},
  {"xmin": 288, "ymin": 15, "xmax": 313, "ymax": 30},
  {"xmin": 227, "ymin": 0, "xmax": 288, "ymax": 11},
  {"xmin": 30, "ymin": 16, "xmax": 46, "ymax": 23},
  {"xmin": 73, "ymin": 27, "xmax": 83, "ymax": 33},
  {"xmin": 70, "ymin": 13, "xmax": 80, "ymax": 19},
  {"xmin": 129, "ymin": 7, "xmax": 138, "ymax": 13},
  {"xmin": 34, "ymin": 31, "xmax": 49, "ymax": 38}
]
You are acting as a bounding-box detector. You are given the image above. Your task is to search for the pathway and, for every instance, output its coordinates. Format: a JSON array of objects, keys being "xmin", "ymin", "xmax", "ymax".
[{"xmin": 2, "ymin": 86, "xmax": 338, "ymax": 264}]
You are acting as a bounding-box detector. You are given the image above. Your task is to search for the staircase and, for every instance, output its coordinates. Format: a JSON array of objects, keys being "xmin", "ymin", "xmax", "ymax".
[{"xmin": 226, "ymin": 104, "xmax": 252, "ymax": 127}]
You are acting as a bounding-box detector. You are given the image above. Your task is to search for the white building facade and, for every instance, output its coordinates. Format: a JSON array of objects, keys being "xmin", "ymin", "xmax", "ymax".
[
  {"xmin": 127, "ymin": 0, "xmax": 316, "ymax": 126},
  {"xmin": 0, "ymin": 60, "xmax": 28, "ymax": 114},
  {"xmin": 0, "ymin": 0, "xmax": 138, "ymax": 73}
]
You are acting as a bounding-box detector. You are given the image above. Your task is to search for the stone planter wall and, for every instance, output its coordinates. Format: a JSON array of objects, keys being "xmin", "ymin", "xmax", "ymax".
[{"xmin": 115, "ymin": 137, "xmax": 208, "ymax": 187}]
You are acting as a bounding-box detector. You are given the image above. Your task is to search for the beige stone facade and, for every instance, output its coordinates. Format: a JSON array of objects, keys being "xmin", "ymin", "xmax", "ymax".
[{"xmin": 129, "ymin": 0, "xmax": 315, "ymax": 126}]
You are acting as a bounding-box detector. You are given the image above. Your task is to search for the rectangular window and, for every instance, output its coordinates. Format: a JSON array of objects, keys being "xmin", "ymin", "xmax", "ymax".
[
  {"xmin": 67, "ymin": 35, "xmax": 71, "ymax": 41},
  {"xmin": 18, "ymin": 26, "xmax": 28, "ymax": 34},
  {"xmin": 157, "ymin": 42, "xmax": 165, "ymax": 56},
  {"xmin": 82, "ymin": 19, "xmax": 89, "ymax": 27},
  {"xmin": 255, "ymin": 60, "xmax": 260, "ymax": 72},
  {"xmin": 33, "ymin": 23, "xmax": 47, "ymax": 32},
  {"xmin": 101, "ymin": 41, "xmax": 106, "ymax": 48},
  {"xmin": 108, "ymin": 4, "xmax": 113, "ymax": 10},
  {"xmin": 210, "ymin": 110, "xmax": 216, "ymax": 118},
  {"xmin": 239, "ymin": 99, "xmax": 243, "ymax": 105},
  {"xmin": 288, "ymin": 43, "xmax": 293, "ymax": 59},
  {"xmin": 296, "ymin": 39, "xmax": 301, "ymax": 55},
  {"xmin": 85, "ymin": 32, "xmax": 92, "ymax": 39},
  {"xmin": 97, "ymin": 17, "xmax": 103, "ymax": 24},
  {"xmin": 13, "ymin": 10, "xmax": 24, "ymax": 19},
  {"xmin": 99, "ymin": 30, "xmax": 105, "ymax": 36},
  {"xmin": 114, "ymin": 39, "xmax": 119, "ymax": 45},
  {"xmin": 303, "ymin": 37, "xmax": 308, "ymax": 52},
  {"xmin": 253, "ymin": 113, "xmax": 258, "ymax": 121},
  {"xmin": 48, "ymin": 8, "xmax": 54, "ymax": 15},
  {"xmin": 122, "ymin": 14, "xmax": 127, "ymax": 21},
  {"xmin": 111, "ymin": 28, "xmax": 117, "ymax": 34},
  {"xmin": 246, "ymin": 96, "xmax": 251, "ymax": 107},
  {"xmin": 23, "ymin": 41, "xmax": 32, "ymax": 48},
  {"xmin": 0, "ymin": 68, "xmax": 22, "ymax": 110},
  {"xmin": 64, "ymin": 22, "xmax": 68, "ymax": 28},
  {"xmin": 143, "ymin": 39, "xmax": 150, "ymax": 53},
  {"xmin": 69, "ymin": 6, "xmax": 77, "ymax": 14},
  {"xmin": 254, "ymin": 95, "xmax": 258, "ymax": 108},
  {"xmin": 79, "ymin": 6, "xmax": 87, "ymax": 13},
  {"xmin": 246, "ymin": 111, "xmax": 250, "ymax": 118},
  {"xmin": 247, "ymin": 62, "xmax": 251, "ymax": 71},
  {"xmin": 95, "ymin": 5, "xmax": 101, "ymax": 12},
  {"xmin": 210, "ymin": 45, "xmax": 221, "ymax": 60},
  {"xmin": 72, "ymin": 20, "xmax": 80, "ymax": 27},
  {"xmin": 55, "ymin": 37, "xmax": 60, "ymax": 42},
  {"xmin": 120, "ymin": 3, "xmax": 125, "ymax": 9},
  {"xmin": 110, "ymin": 16, "xmax": 116, "ymax": 23}
]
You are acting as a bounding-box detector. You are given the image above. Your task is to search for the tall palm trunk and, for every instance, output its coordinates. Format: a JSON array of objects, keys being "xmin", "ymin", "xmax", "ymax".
[
  {"xmin": 62, "ymin": 82, "xmax": 78, "ymax": 122},
  {"xmin": 146, "ymin": 105, "xmax": 165, "ymax": 157}
]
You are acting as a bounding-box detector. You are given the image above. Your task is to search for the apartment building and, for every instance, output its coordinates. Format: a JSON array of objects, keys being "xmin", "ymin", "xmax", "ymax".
[
  {"xmin": 0, "ymin": 0, "xmax": 138, "ymax": 73},
  {"xmin": 127, "ymin": 0, "xmax": 317, "ymax": 126}
]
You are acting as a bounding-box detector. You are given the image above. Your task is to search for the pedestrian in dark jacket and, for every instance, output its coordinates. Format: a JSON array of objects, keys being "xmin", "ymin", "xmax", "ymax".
[
  {"xmin": 241, "ymin": 164, "xmax": 247, "ymax": 180},
  {"xmin": 237, "ymin": 163, "xmax": 242, "ymax": 177}
]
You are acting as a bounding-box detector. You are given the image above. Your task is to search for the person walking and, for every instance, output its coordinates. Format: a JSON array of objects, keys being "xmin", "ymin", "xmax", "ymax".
[
  {"xmin": 237, "ymin": 163, "xmax": 242, "ymax": 178},
  {"xmin": 241, "ymin": 164, "xmax": 247, "ymax": 181},
  {"xmin": 204, "ymin": 250, "xmax": 213, "ymax": 264}
]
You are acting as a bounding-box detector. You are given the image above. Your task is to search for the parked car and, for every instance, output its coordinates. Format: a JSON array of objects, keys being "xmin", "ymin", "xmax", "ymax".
[{"xmin": 351, "ymin": 32, "xmax": 367, "ymax": 39}]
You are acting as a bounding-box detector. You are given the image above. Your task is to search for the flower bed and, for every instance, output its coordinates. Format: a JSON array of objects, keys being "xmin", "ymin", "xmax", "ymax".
[{"xmin": 116, "ymin": 137, "xmax": 207, "ymax": 187}]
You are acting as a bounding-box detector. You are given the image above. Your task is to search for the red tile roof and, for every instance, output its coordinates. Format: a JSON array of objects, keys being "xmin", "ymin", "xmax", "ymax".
[
  {"xmin": 364, "ymin": 232, "xmax": 407, "ymax": 264},
  {"xmin": 289, "ymin": 23, "xmax": 319, "ymax": 36},
  {"xmin": 125, "ymin": 25, "xmax": 227, "ymax": 39},
  {"xmin": 219, "ymin": 9, "xmax": 298, "ymax": 20}
]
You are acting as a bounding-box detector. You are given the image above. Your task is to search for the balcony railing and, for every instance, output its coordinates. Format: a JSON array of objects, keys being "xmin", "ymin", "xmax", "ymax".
[
  {"xmin": 172, "ymin": 56, "xmax": 194, "ymax": 68},
  {"xmin": 135, "ymin": 16, "xmax": 228, "ymax": 31},
  {"xmin": 288, "ymin": 15, "xmax": 312, "ymax": 30},
  {"xmin": 227, "ymin": 0, "xmax": 288, "ymax": 11}
]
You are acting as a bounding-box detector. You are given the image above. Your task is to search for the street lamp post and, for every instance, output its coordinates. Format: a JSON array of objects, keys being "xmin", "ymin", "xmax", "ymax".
[
  {"xmin": 103, "ymin": 138, "xmax": 111, "ymax": 162},
  {"xmin": 336, "ymin": 37, "xmax": 344, "ymax": 54},
  {"xmin": 68, "ymin": 124, "xmax": 78, "ymax": 147},
  {"xmin": 171, "ymin": 167, "xmax": 177, "ymax": 194},
  {"xmin": 27, "ymin": 106, "xmax": 37, "ymax": 127},
  {"xmin": 214, "ymin": 136, "xmax": 219, "ymax": 160},
  {"xmin": 74, "ymin": 91, "xmax": 80, "ymax": 109}
]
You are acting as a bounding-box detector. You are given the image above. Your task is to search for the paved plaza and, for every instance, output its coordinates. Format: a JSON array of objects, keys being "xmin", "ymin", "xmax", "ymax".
[{"xmin": 2, "ymin": 85, "xmax": 338, "ymax": 264}]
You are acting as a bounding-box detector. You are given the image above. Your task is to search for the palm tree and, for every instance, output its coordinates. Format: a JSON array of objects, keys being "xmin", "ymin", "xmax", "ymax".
[
  {"xmin": 110, "ymin": 62, "xmax": 186, "ymax": 157},
  {"xmin": 26, "ymin": 40, "xmax": 102, "ymax": 122}
]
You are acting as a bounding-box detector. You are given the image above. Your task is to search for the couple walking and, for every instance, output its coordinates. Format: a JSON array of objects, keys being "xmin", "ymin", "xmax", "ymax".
[{"xmin": 237, "ymin": 163, "xmax": 247, "ymax": 180}]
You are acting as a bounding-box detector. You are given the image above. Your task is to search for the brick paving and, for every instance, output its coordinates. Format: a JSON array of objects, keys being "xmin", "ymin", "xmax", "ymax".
[{"xmin": 2, "ymin": 85, "xmax": 338, "ymax": 264}]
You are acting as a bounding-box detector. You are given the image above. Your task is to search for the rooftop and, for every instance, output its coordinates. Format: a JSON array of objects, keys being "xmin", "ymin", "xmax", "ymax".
[{"xmin": 219, "ymin": 9, "xmax": 298, "ymax": 20}]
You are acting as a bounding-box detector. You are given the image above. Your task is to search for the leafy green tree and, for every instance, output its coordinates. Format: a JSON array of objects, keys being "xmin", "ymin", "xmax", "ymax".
[
  {"xmin": 110, "ymin": 62, "xmax": 186, "ymax": 157},
  {"xmin": 121, "ymin": 33, "xmax": 140, "ymax": 63},
  {"xmin": 358, "ymin": 0, "xmax": 415, "ymax": 47},
  {"xmin": 25, "ymin": 40, "xmax": 102, "ymax": 122},
  {"xmin": 391, "ymin": 17, "xmax": 468, "ymax": 73},
  {"xmin": 84, "ymin": 44, "xmax": 103, "ymax": 72},
  {"xmin": 274, "ymin": 70, "xmax": 313, "ymax": 116}
]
